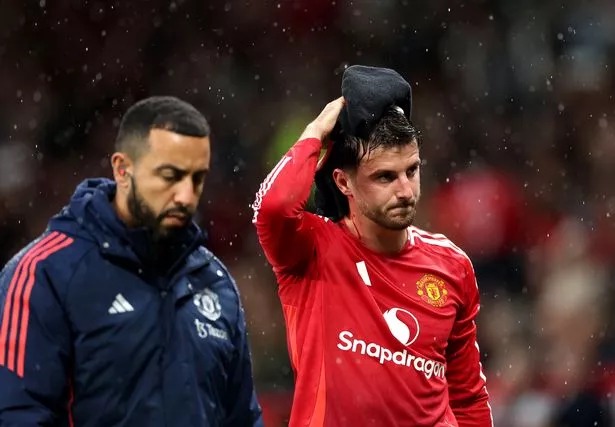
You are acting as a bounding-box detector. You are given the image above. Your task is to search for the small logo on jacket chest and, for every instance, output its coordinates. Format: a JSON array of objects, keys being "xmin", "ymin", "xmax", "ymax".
[
  {"xmin": 194, "ymin": 318, "xmax": 229, "ymax": 340},
  {"xmin": 192, "ymin": 288, "xmax": 229, "ymax": 341},
  {"xmin": 416, "ymin": 274, "xmax": 448, "ymax": 307},
  {"xmin": 193, "ymin": 288, "xmax": 222, "ymax": 321}
]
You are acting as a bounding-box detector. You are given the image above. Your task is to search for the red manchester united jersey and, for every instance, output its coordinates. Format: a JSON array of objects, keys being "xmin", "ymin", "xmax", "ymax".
[{"xmin": 253, "ymin": 138, "xmax": 493, "ymax": 427}]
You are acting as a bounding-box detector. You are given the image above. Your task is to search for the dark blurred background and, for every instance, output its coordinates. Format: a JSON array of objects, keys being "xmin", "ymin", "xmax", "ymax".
[{"xmin": 1, "ymin": 0, "xmax": 614, "ymax": 425}]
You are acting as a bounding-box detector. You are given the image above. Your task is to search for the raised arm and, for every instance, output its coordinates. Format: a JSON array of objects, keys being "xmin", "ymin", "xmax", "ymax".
[
  {"xmin": 446, "ymin": 260, "xmax": 493, "ymax": 427},
  {"xmin": 252, "ymin": 98, "xmax": 344, "ymax": 274}
]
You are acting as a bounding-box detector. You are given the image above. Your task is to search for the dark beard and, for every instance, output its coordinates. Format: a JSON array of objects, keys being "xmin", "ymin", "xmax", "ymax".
[{"xmin": 126, "ymin": 175, "xmax": 192, "ymax": 243}]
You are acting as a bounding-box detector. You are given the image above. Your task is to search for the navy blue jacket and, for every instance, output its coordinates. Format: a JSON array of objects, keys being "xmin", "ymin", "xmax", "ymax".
[{"xmin": 0, "ymin": 178, "xmax": 263, "ymax": 427}]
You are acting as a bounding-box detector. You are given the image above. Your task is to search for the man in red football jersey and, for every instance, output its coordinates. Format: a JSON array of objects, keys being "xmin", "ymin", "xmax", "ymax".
[{"xmin": 252, "ymin": 66, "xmax": 493, "ymax": 426}]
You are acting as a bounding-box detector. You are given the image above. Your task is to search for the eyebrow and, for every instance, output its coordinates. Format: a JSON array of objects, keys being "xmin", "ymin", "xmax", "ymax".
[
  {"xmin": 368, "ymin": 159, "xmax": 421, "ymax": 177},
  {"xmin": 154, "ymin": 164, "xmax": 209, "ymax": 175}
]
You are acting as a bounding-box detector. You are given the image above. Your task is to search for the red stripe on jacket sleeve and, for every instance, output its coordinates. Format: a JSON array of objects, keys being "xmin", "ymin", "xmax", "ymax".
[
  {"xmin": 0, "ymin": 232, "xmax": 60, "ymax": 366},
  {"xmin": 0, "ymin": 232, "xmax": 74, "ymax": 377},
  {"xmin": 17, "ymin": 236, "xmax": 74, "ymax": 376}
]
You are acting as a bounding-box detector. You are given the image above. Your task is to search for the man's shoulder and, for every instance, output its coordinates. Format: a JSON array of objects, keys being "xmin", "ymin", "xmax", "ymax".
[
  {"xmin": 193, "ymin": 247, "xmax": 240, "ymax": 291},
  {"xmin": 193, "ymin": 245, "xmax": 224, "ymax": 272},
  {"xmin": 409, "ymin": 226, "xmax": 472, "ymax": 268},
  {"xmin": 0, "ymin": 230, "xmax": 88, "ymax": 293},
  {"xmin": 300, "ymin": 212, "xmax": 343, "ymax": 239},
  {"xmin": 4, "ymin": 230, "xmax": 87, "ymax": 262}
]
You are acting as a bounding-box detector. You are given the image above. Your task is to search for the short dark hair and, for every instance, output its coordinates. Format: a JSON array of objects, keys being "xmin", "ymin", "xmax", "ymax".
[
  {"xmin": 115, "ymin": 96, "xmax": 210, "ymax": 158},
  {"xmin": 335, "ymin": 106, "xmax": 421, "ymax": 171},
  {"xmin": 314, "ymin": 106, "xmax": 421, "ymax": 220}
]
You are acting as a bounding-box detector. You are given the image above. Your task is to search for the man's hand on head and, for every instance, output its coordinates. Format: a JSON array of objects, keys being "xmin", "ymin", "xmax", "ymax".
[{"xmin": 299, "ymin": 97, "xmax": 345, "ymax": 142}]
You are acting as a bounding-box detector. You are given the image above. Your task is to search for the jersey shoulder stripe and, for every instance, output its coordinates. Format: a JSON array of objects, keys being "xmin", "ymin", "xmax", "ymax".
[{"xmin": 409, "ymin": 226, "xmax": 470, "ymax": 261}]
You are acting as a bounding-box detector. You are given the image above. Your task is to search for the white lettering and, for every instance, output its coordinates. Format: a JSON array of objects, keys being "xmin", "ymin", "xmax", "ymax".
[
  {"xmin": 413, "ymin": 357, "xmax": 425, "ymax": 372},
  {"xmin": 393, "ymin": 349, "xmax": 407, "ymax": 365},
  {"xmin": 366, "ymin": 343, "xmax": 380, "ymax": 358},
  {"xmin": 195, "ymin": 319, "xmax": 208, "ymax": 338},
  {"xmin": 336, "ymin": 330, "xmax": 445, "ymax": 380},
  {"xmin": 337, "ymin": 330, "xmax": 353, "ymax": 351},
  {"xmin": 406, "ymin": 354, "xmax": 415, "ymax": 366},
  {"xmin": 379, "ymin": 348, "xmax": 392, "ymax": 364},
  {"xmin": 424, "ymin": 359, "xmax": 435, "ymax": 380},
  {"xmin": 206, "ymin": 323, "xmax": 229, "ymax": 340},
  {"xmin": 352, "ymin": 338, "xmax": 366, "ymax": 354}
]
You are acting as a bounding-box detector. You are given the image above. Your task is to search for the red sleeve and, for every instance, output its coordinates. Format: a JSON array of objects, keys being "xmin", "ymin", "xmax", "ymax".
[
  {"xmin": 446, "ymin": 260, "xmax": 493, "ymax": 426},
  {"xmin": 251, "ymin": 137, "xmax": 322, "ymax": 274}
]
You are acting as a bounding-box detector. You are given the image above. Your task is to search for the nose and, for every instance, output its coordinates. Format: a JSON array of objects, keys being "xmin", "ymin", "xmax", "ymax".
[
  {"xmin": 174, "ymin": 178, "xmax": 198, "ymax": 208},
  {"xmin": 396, "ymin": 174, "xmax": 414, "ymax": 200}
]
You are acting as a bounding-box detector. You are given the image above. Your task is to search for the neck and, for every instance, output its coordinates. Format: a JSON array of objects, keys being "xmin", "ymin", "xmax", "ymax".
[
  {"xmin": 344, "ymin": 213, "xmax": 408, "ymax": 255},
  {"xmin": 113, "ymin": 190, "xmax": 135, "ymax": 228}
]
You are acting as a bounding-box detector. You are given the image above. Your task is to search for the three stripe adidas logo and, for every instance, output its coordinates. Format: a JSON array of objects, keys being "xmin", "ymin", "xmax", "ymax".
[{"xmin": 108, "ymin": 293, "xmax": 135, "ymax": 314}]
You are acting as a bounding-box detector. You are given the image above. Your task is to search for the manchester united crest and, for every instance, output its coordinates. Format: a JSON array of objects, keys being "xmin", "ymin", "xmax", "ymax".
[
  {"xmin": 416, "ymin": 274, "xmax": 448, "ymax": 307},
  {"xmin": 193, "ymin": 288, "xmax": 222, "ymax": 321}
]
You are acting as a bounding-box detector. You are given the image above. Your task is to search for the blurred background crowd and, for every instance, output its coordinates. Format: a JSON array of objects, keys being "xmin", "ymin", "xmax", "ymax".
[{"xmin": 1, "ymin": 0, "xmax": 614, "ymax": 425}]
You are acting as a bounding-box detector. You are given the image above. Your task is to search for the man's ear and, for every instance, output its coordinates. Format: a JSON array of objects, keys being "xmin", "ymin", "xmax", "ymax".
[
  {"xmin": 332, "ymin": 168, "xmax": 353, "ymax": 197},
  {"xmin": 110, "ymin": 152, "xmax": 132, "ymax": 187}
]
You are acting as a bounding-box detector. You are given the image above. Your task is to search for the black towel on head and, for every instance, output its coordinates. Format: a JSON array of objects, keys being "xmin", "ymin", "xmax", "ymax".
[{"xmin": 339, "ymin": 65, "xmax": 412, "ymax": 140}]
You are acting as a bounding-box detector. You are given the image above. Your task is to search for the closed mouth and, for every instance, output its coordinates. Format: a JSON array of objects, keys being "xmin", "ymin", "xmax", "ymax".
[{"xmin": 166, "ymin": 213, "xmax": 188, "ymax": 221}]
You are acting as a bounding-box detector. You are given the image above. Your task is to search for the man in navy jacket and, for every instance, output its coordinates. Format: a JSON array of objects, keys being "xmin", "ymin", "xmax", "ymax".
[{"xmin": 0, "ymin": 96, "xmax": 263, "ymax": 426}]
